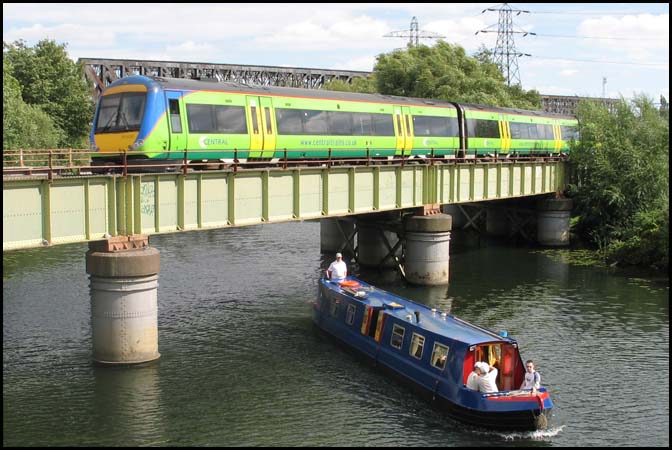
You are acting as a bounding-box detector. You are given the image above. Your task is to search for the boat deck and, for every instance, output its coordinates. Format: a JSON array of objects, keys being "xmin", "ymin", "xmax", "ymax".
[{"xmin": 324, "ymin": 278, "xmax": 512, "ymax": 346}]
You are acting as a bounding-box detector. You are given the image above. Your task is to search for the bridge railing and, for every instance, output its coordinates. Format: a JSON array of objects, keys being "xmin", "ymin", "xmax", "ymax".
[{"xmin": 3, "ymin": 148, "xmax": 567, "ymax": 179}]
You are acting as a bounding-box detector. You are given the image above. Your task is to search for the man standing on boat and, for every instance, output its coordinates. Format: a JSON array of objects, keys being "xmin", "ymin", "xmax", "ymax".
[{"xmin": 326, "ymin": 253, "xmax": 348, "ymax": 283}]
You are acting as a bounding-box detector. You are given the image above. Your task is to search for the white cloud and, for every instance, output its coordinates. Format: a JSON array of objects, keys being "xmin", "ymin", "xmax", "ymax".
[{"xmin": 560, "ymin": 69, "xmax": 579, "ymax": 77}]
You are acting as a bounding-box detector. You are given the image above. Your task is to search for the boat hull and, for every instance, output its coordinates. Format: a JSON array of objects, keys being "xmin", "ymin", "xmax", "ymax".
[{"xmin": 312, "ymin": 278, "xmax": 552, "ymax": 431}]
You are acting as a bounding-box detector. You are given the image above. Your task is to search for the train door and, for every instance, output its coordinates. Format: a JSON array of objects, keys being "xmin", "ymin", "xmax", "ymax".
[
  {"xmin": 165, "ymin": 91, "xmax": 186, "ymax": 151},
  {"xmin": 552, "ymin": 122, "xmax": 562, "ymax": 154},
  {"xmin": 246, "ymin": 96, "xmax": 276, "ymax": 158},
  {"xmin": 402, "ymin": 106, "xmax": 414, "ymax": 156},
  {"xmin": 499, "ymin": 115, "xmax": 511, "ymax": 155},
  {"xmin": 394, "ymin": 107, "xmax": 405, "ymax": 156},
  {"xmin": 259, "ymin": 97, "xmax": 276, "ymax": 158}
]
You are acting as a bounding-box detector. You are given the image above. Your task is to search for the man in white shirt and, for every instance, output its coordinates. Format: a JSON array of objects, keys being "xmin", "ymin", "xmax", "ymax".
[
  {"xmin": 327, "ymin": 253, "xmax": 347, "ymax": 282},
  {"xmin": 466, "ymin": 364, "xmax": 481, "ymax": 390},
  {"xmin": 477, "ymin": 362, "xmax": 499, "ymax": 393}
]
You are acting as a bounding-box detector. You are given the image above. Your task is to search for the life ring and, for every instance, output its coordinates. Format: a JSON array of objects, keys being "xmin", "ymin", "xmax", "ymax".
[{"xmin": 339, "ymin": 280, "xmax": 360, "ymax": 288}]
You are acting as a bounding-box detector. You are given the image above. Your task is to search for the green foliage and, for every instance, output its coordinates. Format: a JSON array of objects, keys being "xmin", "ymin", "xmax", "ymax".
[
  {"xmin": 567, "ymin": 95, "xmax": 669, "ymax": 271},
  {"xmin": 3, "ymin": 39, "xmax": 94, "ymax": 148},
  {"xmin": 326, "ymin": 42, "xmax": 541, "ymax": 109},
  {"xmin": 323, "ymin": 77, "xmax": 377, "ymax": 94},
  {"xmin": 3, "ymin": 60, "xmax": 63, "ymax": 150}
]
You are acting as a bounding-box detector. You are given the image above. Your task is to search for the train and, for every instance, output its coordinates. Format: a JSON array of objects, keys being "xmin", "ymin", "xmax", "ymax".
[{"xmin": 89, "ymin": 75, "xmax": 579, "ymax": 169}]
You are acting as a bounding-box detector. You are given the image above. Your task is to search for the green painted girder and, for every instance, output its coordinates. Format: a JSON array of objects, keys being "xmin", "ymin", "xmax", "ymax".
[{"xmin": 3, "ymin": 161, "xmax": 566, "ymax": 251}]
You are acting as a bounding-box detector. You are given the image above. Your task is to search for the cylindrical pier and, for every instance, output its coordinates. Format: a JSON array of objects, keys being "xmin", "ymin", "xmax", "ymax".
[
  {"xmin": 86, "ymin": 242, "xmax": 161, "ymax": 365},
  {"xmin": 537, "ymin": 198, "xmax": 573, "ymax": 246},
  {"xmin": 404, "ymin": 214, "xmax": 452, "ymax": 285}
]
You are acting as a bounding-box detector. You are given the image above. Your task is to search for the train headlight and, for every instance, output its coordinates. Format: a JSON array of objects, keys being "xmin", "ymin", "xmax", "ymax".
[{"xmin": 129, "ymin": 140, "xmax": 144, "ymax": 151}]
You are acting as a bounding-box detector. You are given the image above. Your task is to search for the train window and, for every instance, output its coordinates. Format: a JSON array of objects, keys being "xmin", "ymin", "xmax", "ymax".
[
  {"xmin": 405, "ymin": 115, "xmax": 412, "ymax": 135},
  {"xmin": 95, "ymin": 92, "xmax": 145, "ymax": 133},
  {"xmin": 390, "ymin": 324, "xmax": 405, "ymax": 349},
  {"xmin": 346, "ymin": 304, "xmax": 356, "ymax": 325},
  {"xmin": 466, "ymin": 119, "xmax": 500, "ymax": 139},
  {"xmin": 537, "ymin": 124, "xmax": 553, "ymax": 140},
  {"xmin": 264, "ymin": 108, "xmax": 273, "ymax": 134},
  {"xmin": 276, "ymin": 109, "xmax": 304, "ymax": 134},
  {"xmin": 352, "ymin": 113, "xmax": 373, "ymax": 135},
  {"xmin": 527, "ymin": 123, "xmax": 540, "ymax": 139},
  {"xmin": 250, "ymin": 106, "xmax": 259, "ymax": 134},
  {"xmin": 431, "ymin": 343, "xmax": 450, "ymax": 370},
  {"xmin": 303, "ymin": 110, "xmax": 329, "ymax": 134},
  {"xmin": 186, "ymin": 104, "xmax": 247, "ymax": 134},
  {"xmin": 509, "ymin": 122, "xmax": 522, "ymax": 139},
  {"xmin": 410, "ymin": 333, "xmax": 425, "ymax": 359},
  {"xmin": 215, "ymin": 106, "xmax": 247, "ymax": 134},
  {"xmin": 372, "ymin": 113, "xmax": 395, "ymax": 136},
  {"xmin": 412, "ymin": 116, "xmax": 459, "ymax": 137},
  {"xmin": 328, "ymin": 111, "xmax": 354, "ymax": 135},
  {"xmin": 561, "ymin": 125, "xmax": 579, "ymax": 140},
  {"xmin": 169, "ymin": 100, "xmax": 182, "ymax": 133}
]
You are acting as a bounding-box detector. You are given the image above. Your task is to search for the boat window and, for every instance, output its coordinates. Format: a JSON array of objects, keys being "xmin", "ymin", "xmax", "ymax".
[
  {"xmin": 345, "ymin": 304, "xmax": 356, "ymax": 325},
  {"xmin": 430, "ymin": 343, "xmax": 450, "ymax": 370},
  {"xmin": 390, "ymin": 324, "xmax": 405, "ymax": 349},
  {"xmin": 330, "ymin": 298, "xmax": 339, "ymax": 317},
  {"xmin": 410, "ymin": 333, "xmax": 425, "ymax": 359}
]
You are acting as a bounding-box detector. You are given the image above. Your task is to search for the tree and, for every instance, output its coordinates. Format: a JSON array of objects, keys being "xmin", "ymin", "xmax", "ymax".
[
  {"xmin": 567, "ymin": 95, "xmax": 669, "ymax": 270},
  {"xmin": 4, "ymin": 39, "xmax": 94, "ymax": 148},
  {"xmin": 326, "ymin": 41, "xmax": 541, "ymax": 109},
  {"xmin": 3, "ymin": 59, "xmax": 62, "ymax": 150}
]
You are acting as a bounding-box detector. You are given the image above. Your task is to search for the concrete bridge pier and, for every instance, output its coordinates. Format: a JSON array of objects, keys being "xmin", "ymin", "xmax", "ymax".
[
  {"xmin": 537, "ymin": 198, "xmax": 573, "ymax": 246},
  {"xmin": 320, "ymin": 217, "xmax": 356, "ymax": 254},
  {"xmin": 404, "ymin": 214, "xmax": 452, "ymax": 285},
  {"xmin": 85, "ymin": 235, "xmax": 161, "ymax": 365}
]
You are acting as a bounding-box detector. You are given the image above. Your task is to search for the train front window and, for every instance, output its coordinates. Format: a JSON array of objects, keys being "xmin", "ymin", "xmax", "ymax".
[{"xmin": 95, "ymin": 93, "xmax": 146, "ymax": 133}]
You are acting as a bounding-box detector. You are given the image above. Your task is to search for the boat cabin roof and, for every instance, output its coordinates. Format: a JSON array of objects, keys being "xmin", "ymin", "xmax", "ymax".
[{"xmin": 322, "ymin": 278, "xmax": 514, "ymax": 347}]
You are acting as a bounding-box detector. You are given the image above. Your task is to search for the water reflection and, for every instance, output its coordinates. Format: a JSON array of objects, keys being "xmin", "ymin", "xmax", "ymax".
[{"xmin": 92, "ymin": 363, "xmax": 164, "ymax": 445}]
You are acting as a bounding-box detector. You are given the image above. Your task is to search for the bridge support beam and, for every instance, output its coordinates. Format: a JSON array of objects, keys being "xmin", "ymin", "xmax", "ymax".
[
  {"xmin": 404, "ymin": 213, "xmax": 452, "ymax": 285},
  {"xmin": 536, "ymin": 198, "xmax": 573, "ymax": 246},
  {"xmin": 356, "ymin": 218, "xmax": 401, "ymax": 269},
  {"xmin": 486, "ymin": 207, "xmax": 511, "ymax": 237},
  {"xmin": 85, "ymin": 235, "xmax": 161, "ymax": 365},
  {"xmin": 320, "ymin": 217, "xmax": 356, "ymax": 255}
]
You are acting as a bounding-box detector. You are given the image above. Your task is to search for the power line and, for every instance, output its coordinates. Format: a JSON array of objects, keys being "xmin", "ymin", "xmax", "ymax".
[
  {"xmin": 533, "ymin": 33, "xmax": 665, "ymax": 41},
  {"xmin": 529, "ymin": 55, "xmax": 669, "ymax": 67},
  {"xmin": 525, "ymin": 9, "xmax": 666, "ymax": 15}
]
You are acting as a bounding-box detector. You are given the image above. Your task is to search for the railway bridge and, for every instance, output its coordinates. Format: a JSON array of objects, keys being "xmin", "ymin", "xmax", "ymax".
[
  {"xmin": 3, "ymin": 155, "xmax": 572, "ymax": 365},
  {"xmin": 3, "ymin": 156, "xmax": 568, "ymax": 252}
]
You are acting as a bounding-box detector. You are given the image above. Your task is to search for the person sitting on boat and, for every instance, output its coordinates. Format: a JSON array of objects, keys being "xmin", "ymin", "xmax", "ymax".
[
  {"xmin": 326, "ymin": 253, "xmax": 347, "ymax": 283},
  {"xmin": 520, "ymin": 359, "xmax": 541, "ymax": 393},
  {"xmin": 476, "ymin": 361, "xmax": 499, "ymax": 393},
  {"xmin": 466, "ymin": 364, "xmax": 481, "ymax": 390}
]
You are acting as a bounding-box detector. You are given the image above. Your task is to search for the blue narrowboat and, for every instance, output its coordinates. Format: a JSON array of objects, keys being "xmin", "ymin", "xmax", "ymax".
[{"xmin": 313, "ymin": 277, "xmax": 553, "ymax": 431}]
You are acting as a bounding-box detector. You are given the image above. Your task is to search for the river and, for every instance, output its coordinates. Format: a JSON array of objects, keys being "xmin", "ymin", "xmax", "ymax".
[{"xmin": 3, "ymin": 222, "xmax": 669, "ymax": 446}]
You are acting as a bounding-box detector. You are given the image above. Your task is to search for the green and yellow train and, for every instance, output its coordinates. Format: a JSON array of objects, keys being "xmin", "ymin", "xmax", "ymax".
[{"xmin": 90, "ymin": 75, "xmax": 579, "ymax": 168}]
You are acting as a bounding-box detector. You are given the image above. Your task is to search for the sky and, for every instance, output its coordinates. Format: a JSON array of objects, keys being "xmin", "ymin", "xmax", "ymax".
[{"xmin": 3, "ymin": 3, "xmax": 669, "ymax": 101}]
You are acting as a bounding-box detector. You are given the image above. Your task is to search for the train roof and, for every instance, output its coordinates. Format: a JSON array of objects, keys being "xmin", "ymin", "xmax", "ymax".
[
  {"xmin": 321, "ymin": 278, "xmax": 514, "ymax": 347},
  {"xmin": 106, "ymin": 75, "xmax": 575, "ymax": 119}
]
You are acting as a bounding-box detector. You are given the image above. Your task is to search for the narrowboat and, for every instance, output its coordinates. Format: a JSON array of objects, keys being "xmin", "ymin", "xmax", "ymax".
[{"xmin": 313, "ymin": 277, "xmax": 552, "ymax": 431}]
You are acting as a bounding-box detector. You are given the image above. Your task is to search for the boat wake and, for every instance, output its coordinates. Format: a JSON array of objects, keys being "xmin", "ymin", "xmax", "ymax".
[{"xmin": 498, "ymin": 424, "xmax": 565, "ymax": 441}]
